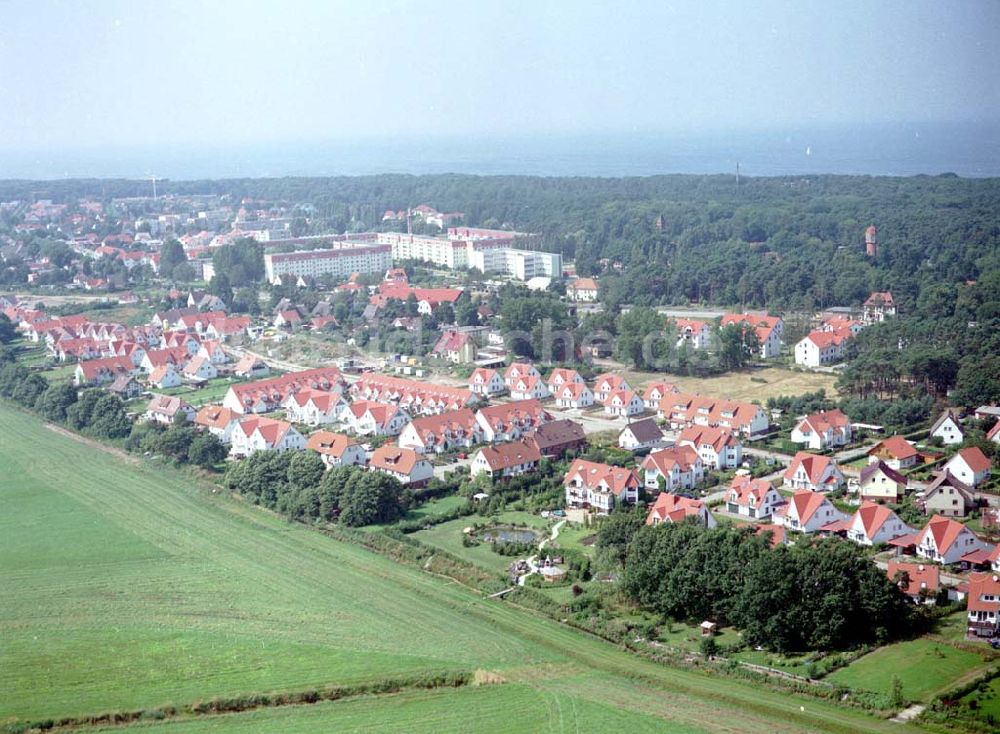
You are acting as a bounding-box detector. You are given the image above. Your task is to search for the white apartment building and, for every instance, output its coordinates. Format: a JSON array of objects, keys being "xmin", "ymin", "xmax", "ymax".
[
  {"xmin": 263, "ymin": 243, "xmax": 392, "ymax": 284},
  {"xmin": 378, "ymin": 232, "xmax": 560, "ymax": 280}
]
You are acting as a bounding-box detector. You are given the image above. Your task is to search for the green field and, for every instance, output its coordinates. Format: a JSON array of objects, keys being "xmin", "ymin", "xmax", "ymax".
[
  {"xmin": 827, "ymin": 639, "xmax": 989, "ymax": 702},
  {"xmin": 411, "ymin": 511, "xmax": 553, "ymax": 573},
  {"xmin": 0, "ymin": 402, "xmax": 931, "ymax": 733}
]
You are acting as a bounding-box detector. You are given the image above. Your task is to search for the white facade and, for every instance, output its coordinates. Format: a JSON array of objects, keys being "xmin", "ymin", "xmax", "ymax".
[{"xmin": 264, "ymin": 244, "xmax": 392, "ymax": 284}]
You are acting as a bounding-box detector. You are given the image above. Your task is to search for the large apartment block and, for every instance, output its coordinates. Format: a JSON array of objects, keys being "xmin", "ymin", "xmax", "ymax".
[
  {"xmin": 263, "ymin": 243, "xmax": 392, "ymax": 283},
  {"xmin": 376, "ymin": 231, "xmax": 561, "ymax": 279}
]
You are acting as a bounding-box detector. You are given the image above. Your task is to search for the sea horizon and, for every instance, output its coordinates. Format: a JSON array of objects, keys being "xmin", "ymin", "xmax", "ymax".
[{"xmin": 1, "ymin": 121, "xmax": 998, "ymax": 181}]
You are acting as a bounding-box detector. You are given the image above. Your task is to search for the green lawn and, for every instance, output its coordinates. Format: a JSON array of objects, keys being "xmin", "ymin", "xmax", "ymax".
[
  {"xmin": 827, "ymin": 639, "xmax": 989, "ymax": 702},
  {"xmin": 411, "ymin": 511, "xmax": 554, "ymax": 574},
  {"xmin": 0, "ymin": 402, "xmax": 933, "ymax": 734},
  {"xmin": 159, "ymin": 377, "xmax": 239, "ymax": 406},
  {"xmin": 658, "ymin": 622, "xmax": 743, "ymax": 653},
  {"xmin": 959, "ymin": 675, "xmax": 1000, "ymax": 721}
]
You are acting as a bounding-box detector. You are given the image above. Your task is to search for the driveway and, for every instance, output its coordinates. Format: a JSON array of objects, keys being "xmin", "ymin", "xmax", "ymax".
[{"xmin": 433, "ymin": 456, "xmax": 473, "ymax": 480}]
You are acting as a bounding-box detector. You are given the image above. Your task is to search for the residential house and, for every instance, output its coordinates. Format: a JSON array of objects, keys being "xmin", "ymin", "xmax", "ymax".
[
  {"xmin": 774, "ymin": 490, "xmax": 849, "ymax": 533},
  {"xmin": 593, "ymin": 374, "xmax": 631, "ymax": 402},
  {"xmin": 553, "ymin": 382, "xmax": 594, "ymax": 409},
  {"xmin": 566, "ymin": 277, "xmax": 599, "ymax": 302},
  {"xmin": 148, "ymin": 363, "xmax": 182, "ymax": 389},
  {"xmin": 546, "ymin": 368, "xmax": 585, "ymax": 393},
  {"xmin": 274, "ymin": 309, "xmax": 303, "ymax": 329},
  {"xmin": 432, "ymin": 330, "xmax": 476, "ymax": 363},
  {"xmin": 468, "ymin": 367, "xmax": 504, "ymax": 396},
  {"xmin": 397, "ymin": 409, "xmax": 482, "ymax": 454},
  {"xmin": 107, "ymin": 374, "xmax": 143, "ymax": 400},
  {"xmin": 988, "ymin": 421, "xmax": 1000, "ymax": 445},
  {"xmin": 368, "ymin": 445, "xmax": 433, "ymax": 487},
  {"xmin": 305, "ymin": 430, "xmax": 366, "ymax": 468},
  {"xmin": 791, "ymin": 408, "xmax": 852, "ymax": 450},
  {"xmin": 603, "ymin": 389, "xmax": 644, "ymax": 418},
  {"xmin": 677, "ymin": 425, "xmax": 742, "ymax": 470},
  {"xmin": 618, "ymin": 418, "xmax": 666, "ymax": 452},
  {"xmin": 657, "ymin": 392, "xmax": 769, "ymax": 437},
  {"xmin": 915, "ymin": 515, "xmax": 991, "ymax": 565},
  {"xmin": 197, "ymin": 340, "xmax": 228, "ymax": 365},
  {"xmin": 966, "ymin": 573, "xmax": 1000, "ymax": 639},
  {"xmin": 674, "ymin": 319, "xmax": 711, "ymax": 350},
  {"xmin": 223, "ymin": 368, "xmax": 344, "ymax": 414},
  {"xmin": 73, "ymin": 355, "xmax": 135, "ymax": 386},
  {"xmin": 475, "ymin": 400, "xmax": 550, "ymax": 442},
  {"xmin": 351, "ymin": 374, "xmax": 475, "ymax": 415},
  {"xmin": 720, "ymin": 313, "xmax": 784, "ymax": 359},
  {"xmin": 509, "ymin": 375, "xmax": 550, "ymax": 401},
  {"xmin": 930, "ymin": 410, "xmax": 964, "ymax": 446},
  {"xmin": 229, "ymin": 417, "xmax": 305, "ymax": 457},
  {"xmin": 642, "ymin": 381, "xmax": 677, "ymax": 410},
  {"xmin": 645, "ymin": 492, "xmax": 717, "ymax": 528},
  {"xmin": 863, "ymin": 291, "xmax": 896, "ymax": 323},
  {"xmin": 794, "ymin": 329, "xmax": 852, "ymax": 367},
  {"xmin": 923, "ymin": 471, "xmax": 977, "ymax": 518},
  {"xmin": 783, "ymin": 452, "xmax": 845, "ymax": 492},
  {"xmin": 340, "ymin": 401, "xmax": 409, "ymax": 437},
  {"xmin": 859, "ymin": 461, "xmax": 908, "ymax": 503},
  {"xmin": 563, "ymin": 459, "xmax": 641, "ymax": 513},
  {"xmin": 283, "ymin": 388, "xmax": 347, "ymax": 427},
  {"xmin": 844, "ymin": 502, "xmax": 915, "ymax": 546},
  {"xmin": 470, "ymin": 441, "xmax": 543, "ymax": 479},
  {"xmin": 182, "ymin": 355, "xmax": 218, "ymax": 381},
  {"xmin": 867, "ymin": 435, "xmax": 920, "ymax": 471},
  {"xmin": 194, "ymin": 405, "xmax": 240, "ymax": 443},
  {"xmin": 887, "ymin": 561, "xmax": 940, "ymax": 605},
  {"xmin": 944, "ymin": 447, "xmax": 992, "ymax": 488},
  {"xmin": 523, "ymin": 419, "xmax": 587, "ymax": 458},
  {"xmin": 144, "ymin": 394, "xmax": 195, "ymax": 425},
  {"xmin": 503, "ymin": 362, "xmax": 541, "ymax": 388},
  {"xmin": 233, "ymin": 355, "xmax": 270, "ymax": 379},
  {"xmin": 726, "ymin": 476, "xmax": 784, "ymax": 519},
  {"xmin": 641, "ymin": 446, "xmax": 704, "ymax": 492}
]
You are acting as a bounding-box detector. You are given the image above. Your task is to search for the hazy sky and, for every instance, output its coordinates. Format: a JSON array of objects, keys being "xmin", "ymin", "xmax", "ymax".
[{"xmin": 1, "ymin": 0, "xmax": 997, "ymax": 151}]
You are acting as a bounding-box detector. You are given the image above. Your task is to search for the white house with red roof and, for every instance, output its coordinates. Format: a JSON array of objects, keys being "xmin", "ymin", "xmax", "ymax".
[
  {"xmin": 223, "ymin": 368, "xmax": 344, "ymax": 414},
  {"xmin": 794, "ymin": 329, "xmax": 852, "ymax": 367},
  {"xmin": 505, "ymin": 363, "xmax": 540, "ymax": 389},
  {"xmin": 509, "ymin": 374, "xmax": 550, "ymax": 401},
  {"xmin": 566, "ymin": 277, "xmax": 598, "ymax": 302},
  {"xmin": 677, "ymin": 425, "xmax": 742, "ymax": 470},
  {"xmin": 726, "ymin": 476, "xmax": 784, "ymax": 519},
  {"xmin": 915, "ymin": 515, "xmax": 992, "ymax": 565},
  {"xmin": 774, "ymin": 490, "xmax": 849, "ymax": 533},
  {"xmin": 593, "ymin": 373, "xmax": 632, "ymax": 402},
  {"xmin": 603, "ymin": 389, "xmax": 644, "ymax": 418},
  {"xmin": 233, "ymin": 355, "xmax": 270, "ymax": 379},
  {"xmin": 148, "ymin": 363, "xmax": 182, "ymax": 389},
  {"xmin": 863, "ymin": 291, "xmax": 896, "ymax": 323},
  {"xmin": 471, "ymin": 440, "xmax": 543, "ymax": 479},
  {"xmin": 182, "ymin": 355, "xmax": 218, "ymax": 381},
  {"xmin": 553, "ymin": 382, "xmax": 595, "ymax": 409},
  {"xmin": 783, "ymin": 452, "xmax": 845, "ymax": 492},
  {"xmin": 642, "ymin": 381, "xmax": 677, "ymax": 410},
  {"xmin": 229, "ymin": 417, "xmax": 305, "ymax": 457},
  {"xmin": 397, "ymin": 408, "xmax": 483, "ymax": 454},
  {"xmin": 791, "ymin": 408, "xmax": 852, "ymax": 450},
  {"xmin": 468, "ymin": 367, "xmax": 504, "ymax": 396},
  {"xmin": 844, "ymin": 502, "xmax": 915, "ymax": 546},
  {"xmin": 564, "ymin": 459, "xmax": 641, "ymax": 513},
  {"xmin": 546, "ymin": 368, "xmax": 585, "ymax": 393},
  {"xmin": 305, "ymin": 430, "xmax": 366, "ymax": 468},
  {"xmin": 646, "ymin": 492, "xmax": 717, "ymax": 528},
  {"xmin": 197, "ymin": 340, "xmax": 228, "ymax": 365},
  {"xmin": 867, "ymin": 435, "xmax": 920, "ymax": 470},
  {"xmin": 368, "ymin": 445, "xmax": 433, "ymax": 487},
  {"xmin": 475, "ymin": 400, "xmax": 550, "ymax": 442},
  {"xmin": 432, "ymin": 330, "xmax": 476, "ymax": 363},
  {"xmin": 966, "ymin": 573, "xmax": 1000, "ymax": 639},
  {"xmin": 656, "ymin": 392, "xmax": 769, "ymax": 437},
  {"xmin": 283, "ymin": 388, "xmax": 348, "ymax": 427},
  {"xmin": 194, "ymin": 405, "xmax": 240, "ymax": 443},
  {"xmin": 640, "ymin": 446, "xmax": 704, "ymax": 492},
  {"xmin": 73, "ymin": 355, "xmax": 137, "ymax": 386},
  {"xmin": 887, "ymin": 561, "xmax": 940, "ymax": 605},
  {"xmin": 944, "ymin": 447, "xmax": 992, "ymax": 488},
  {"xmin": 673, "ymin": 318, "xmax": 711, "ymax": 350},
  {"xmin": 339, "ymin": 401, "xmax": 409, "ymax": 436},
  {"xmin": 987, "ymin": 421, "xmax": 1000, "ymax": 445},
  {"xmin": 144, "ymin": 394, "xmax": 195, "ymax": 425},
  {"xmin": 720, "ymin": 313, "xmax": 784, "ymax": 359}
]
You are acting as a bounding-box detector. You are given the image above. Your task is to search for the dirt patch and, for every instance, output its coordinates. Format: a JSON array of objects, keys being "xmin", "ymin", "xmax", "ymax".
[
  {"xmin": 580, "ymin": 534, "xmax": 598, "ymax": 546},
  {"xmin": 472, "ymin": 669, "xmax": 506, "ymax": 686},
  {"xmin": 45, "ymin": 423, "xmax": 139, "ymax": 464}
]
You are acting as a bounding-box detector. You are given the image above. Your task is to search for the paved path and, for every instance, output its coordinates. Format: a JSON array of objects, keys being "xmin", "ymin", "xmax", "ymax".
[
  {"xmin": 517, "ymin": 519, "xmax": 567, "ymax": 587},
  {"xmin": 432, "ymin": 456, "xmax": 472, "ymax": 480},
  {"xmin": 891, "ymin": 704, "xmax": 925, "ymax": 723}
]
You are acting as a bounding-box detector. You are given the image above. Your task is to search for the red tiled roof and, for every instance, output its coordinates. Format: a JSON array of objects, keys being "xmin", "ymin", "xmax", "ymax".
[
  {"xmin": 645, "ymin": 492, "xmax": 707, "ymax": 525},
  {"xmin": 305, "ymin": 430, "xmax": 357, "ymax": 458},
  {"xmin": 784, "ymin": 452, "xmax": 836, "ymax": 485},
  {"xmin": 887, "ymin": 561, "xmax": 939, "ymax": 596},
  {"xmin": 955, "ymin": 447, "xmax": 992, "ymax": 474},
  {"xmin": 564, "ymin": 459, "xmax": 639, "ymax": 496},
  {"xmin": 476, "ymin": 440, "xmax": 543, "ymax": 471}
]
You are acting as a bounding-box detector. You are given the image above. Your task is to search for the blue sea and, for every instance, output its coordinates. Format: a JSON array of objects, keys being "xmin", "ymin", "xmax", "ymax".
[{"xmin": 1, "ymin": 122, "xmax": 997, "ymax": 180}]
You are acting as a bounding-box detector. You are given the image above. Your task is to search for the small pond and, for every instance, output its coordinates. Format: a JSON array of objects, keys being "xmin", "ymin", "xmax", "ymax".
[{"xmin": 475, "ymin": 526, "xmax": 540, "ymax": 544}]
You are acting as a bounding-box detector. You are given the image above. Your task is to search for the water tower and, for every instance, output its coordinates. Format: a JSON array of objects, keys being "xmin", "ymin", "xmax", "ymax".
[{"xmin": 864, "ymin": 225, "xmax": 878, "ymax": 257}]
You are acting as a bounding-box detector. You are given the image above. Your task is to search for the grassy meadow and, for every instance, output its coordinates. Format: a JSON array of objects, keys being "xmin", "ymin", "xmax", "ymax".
[{"xmin": 0, "ymin": 402, "xmax": 932, "ymax": 733}]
